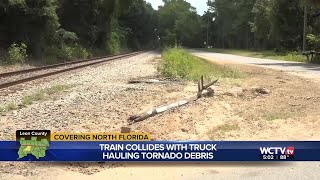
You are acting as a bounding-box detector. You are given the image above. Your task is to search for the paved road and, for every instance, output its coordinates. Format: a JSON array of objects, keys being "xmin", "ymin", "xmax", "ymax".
[{"xmin": 191, "ymin": 50, "xmax": 320, "ymax": 80}]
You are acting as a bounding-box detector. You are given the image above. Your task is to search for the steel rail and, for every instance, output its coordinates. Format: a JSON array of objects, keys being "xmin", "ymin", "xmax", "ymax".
[
  {"xmin": 0, "ymin": 52, "xmax": 133, "ymax": 78},
  {"xmin": 0, "ymin": 51, "xmax": 143, "ymax": 90}
]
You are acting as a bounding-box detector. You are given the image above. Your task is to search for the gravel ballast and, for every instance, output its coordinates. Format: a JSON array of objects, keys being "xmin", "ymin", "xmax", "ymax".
[{"xmin": 0, "ymin": 51, "xmax": 186, "ymax": 140}]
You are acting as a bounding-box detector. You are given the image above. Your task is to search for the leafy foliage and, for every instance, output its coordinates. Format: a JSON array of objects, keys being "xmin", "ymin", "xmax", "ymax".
[
  {"xmin": 208, "ymin": 0, "xmax": 320, "ymax": 51},
  {"xmin": 157, "ymin": 0, "xmax": 203, "ymax": 47},
  {"xmin": 307, "ymin": 34, "xmax": 320, "ymax": 50},
  {"xmin": 58, "ymin": 0, "xmax": 108, "ymax": 49},
  {"xmin": 159, "ymin": 48, "xmax": 242, "ymax": 81},
  {"xmin": 45, "ymin": 44, "xmax": 89, "ymax": 61},
  {"xmin": 1, "ymin": 0, "xmax": 155, "ymax": 64},
  {"xmin": 2, "ymin": 0, "xmax": 320, "ymax": 64},
  {"xmin": 54, "ymin": 29, "xmax": 79, "ymax": 46},
  {"xmin": 57, "ymin": 0, "xmax": 134, "ymax": 53},
  {"xmin": 119, "ymin": 0, "xmax": 158, "ymax": 50},
  {"xmin": 306, "ymin": 33, "xmax": 320, "ymax": 62},
  {"xmin": 3, "ymin": 0, "xmax": 60, "ymax": 57},
  {"xmin": 108, "ymin": 18, "xmax": 128, "ymax": 54},
  {"xmin": 7, "ymin": 43, "xmax": 27, "ymax": 64}
]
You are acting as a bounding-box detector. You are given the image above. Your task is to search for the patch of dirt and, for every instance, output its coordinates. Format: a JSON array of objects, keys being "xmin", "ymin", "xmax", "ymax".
[{"xmin": 133, "ymin": 64, "xmax": 320, "ymax": 141}]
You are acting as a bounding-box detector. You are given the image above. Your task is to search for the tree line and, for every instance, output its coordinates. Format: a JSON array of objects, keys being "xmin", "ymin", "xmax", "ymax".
[
  {"xmin": 1, "ymin": 0, "xmax": 320, "ymax": 64},
  {"xmin": 0, "ymin": 0, "xmax": 158, "ymax": 63},
  {"xmin": 155, "ymin": 0, "xmax": 320, "ymax": 52},
  {"xmin": 207, "ymin": 0, "xmax": 320, "ymax": 51}
]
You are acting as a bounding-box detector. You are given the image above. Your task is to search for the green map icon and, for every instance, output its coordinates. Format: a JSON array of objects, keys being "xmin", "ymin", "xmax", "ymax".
[{"xmin": 18, "ymin": 137, "xmax": 50, "ymax": 159}]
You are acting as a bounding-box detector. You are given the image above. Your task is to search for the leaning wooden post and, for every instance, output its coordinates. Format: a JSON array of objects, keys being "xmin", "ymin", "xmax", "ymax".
[
  {"xmin": 197, "ymin": 75, "xmax": 204, "ymax": 98},
  {"xmin": 201, "ymin": 75, "xmax": 204, "ymax": 89},
  {"xmin": 203, "ymin": 79, "xmax": 218, "ymax": 90}
]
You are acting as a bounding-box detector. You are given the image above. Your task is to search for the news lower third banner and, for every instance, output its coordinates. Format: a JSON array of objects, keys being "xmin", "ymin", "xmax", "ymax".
[{"xmin": 0, "ymin": 130, "xmax": 320, "ymax": 162}]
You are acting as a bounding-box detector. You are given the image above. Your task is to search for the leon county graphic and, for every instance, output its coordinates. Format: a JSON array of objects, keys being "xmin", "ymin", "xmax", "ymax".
[{"xmin": 18, "ymin": 137, "xmax": 50, "ymax": 159}]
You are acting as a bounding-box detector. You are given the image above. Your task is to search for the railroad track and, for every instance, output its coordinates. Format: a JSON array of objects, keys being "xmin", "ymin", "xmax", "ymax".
[{"xmin": 0, "ymin": 51, "xmax": 143, "ymax": 91}]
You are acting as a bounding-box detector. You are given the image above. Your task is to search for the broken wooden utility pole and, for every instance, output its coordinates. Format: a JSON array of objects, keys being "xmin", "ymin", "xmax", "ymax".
[
  {"xmin": 128, "ymin": 79, "xmax": 172, "ymax": 84},
  {"xmin": 128, "ymin": 77, "xmax": 218, "ymax": 124}
]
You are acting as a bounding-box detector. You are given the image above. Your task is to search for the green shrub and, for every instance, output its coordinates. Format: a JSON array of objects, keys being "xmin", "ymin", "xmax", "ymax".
[
  {"xmin": 107, "ymin": 18, "xmax": 127, "ymax": 54},
  {"xmin": 71, "ymin": 45, "xmax": 89, "ymax": 59},
  {"xmin": 7, "ymin": 43, "xmax": 27, "ymax": 64},
  {"xmin": 307, "ymin": 34, "xmax": 320, "ymax": 50},
  {"xmin": 159, "ymin": 48, "xmax": 242, "ymax": 81},
  {"xmin": 45, "ymin": 46, "xmax": 72, "ymax": 61},
  {"xmin": 55, "ymin": 29, "xmax": 79, "ymax": 45},
  {"xmin": 311, "ymin": 55, "xmax": 320, "ymax": 64},
  {"xmin": 160, "ymin": 48, "xmax": 192, "ymax": 79},
  {"xmin": 280, "ymin": 51, "xmax": 305, "ymax": 62},
  {"xmin": 45, "ymin": 28, "xmax": 90, "ymax": 62},
  {"xmin": 44, "ymin": 56, "xmax": 60, "ymax": 65},
  {"xmin": 109, "ymin": 31, "xmax": 121, "ymax": 54},
  {"xmin": 60, "ymin": 46, "xmax": 74, "ymax": 60},
  {"xmin": 45, "ymin": 45, "xmax": 89, "ymax": 62}
]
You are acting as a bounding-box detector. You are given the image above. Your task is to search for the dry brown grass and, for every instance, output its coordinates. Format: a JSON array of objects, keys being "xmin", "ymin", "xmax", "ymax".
[{"xmin": 208, "ymin": 123, "xmax": 240, "ymax": 139}]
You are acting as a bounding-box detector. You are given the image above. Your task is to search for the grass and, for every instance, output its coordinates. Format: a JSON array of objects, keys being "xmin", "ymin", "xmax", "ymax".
[
  {"xmin": 199, "ymin": 48, "xmax": 306, "ymax": 62},
  {"xmin": 1, "ymin": 84, "xmax": 75, "ymax": 115},
  {"xmin": 208, "ymin": 123, "xmax": 240, "ymax": 139},
  {"xmin": 159, "ymin": 48, "xmax": 242, "ymax": 81},
  {"xmin": 44, "ymin": 84, "xmax": 73, "ymax": 95},
  {"xmin": 22, "ymin": 91, "xmax": 45, "ymax": 106},
  {"xmin": 0, "ymin": 107, "xmax": 5, "ymax": 115},
  {"xmin": 22, "ymin": 97, "xmax": 33, "ymax": 106},
  {"xmin": 22, "ymin": 84, "xmax": 73, "ymax": 106},
  {"xmin": 5, "ymin": 103, "xmax": 18, "ymax": 111},
  {"xmin": 262, "ymin": 111, "xmax": 290, "ymax": 121},
  {"xmin": 214, "ymin": 123, "xmax": 239, "ymax": 132},
  {"xmin": 0, "ymin": 103, "xmax": 18, "ymax": 115}
]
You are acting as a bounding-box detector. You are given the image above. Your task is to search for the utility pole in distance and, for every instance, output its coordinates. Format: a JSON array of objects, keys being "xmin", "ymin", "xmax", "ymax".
[
  {"xmin": 303, "ymin": 5, "xmax": 308, "ymax": 52},
  {"xmin": 205, "ymin": 13, "xmax": 216, "ymax": 48},
  {"xmin": 207, "ymin": 14, "xmax": 209, "ymax": 48}
]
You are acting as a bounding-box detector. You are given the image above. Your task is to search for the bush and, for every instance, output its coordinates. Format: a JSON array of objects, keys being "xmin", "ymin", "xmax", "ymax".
[
  {"xmin": 71, "ymin": 45, "xmax": 90, "ymax": 59},
  {"xmin": 45, "ymin": 46, "xmax": 72, "ymax": 61},
  {"xmin": 45, "ymin": 45, "xmax": 90, "ymax": 62},
  {"xmin": 44, "ymin": 28, "xmax": 89, "ymax": 63},
  {"xmin": 311, "ymin": 55, "xmax": 320, "ymax": 64},
  {"xmin": 7, "ymin": 43, "xmax": 28, "ymax": 64},
  {"xmin": 107, "ymin": 18, "xmax": 127, "ymax": 54},
  {"xmin": 109, "ymin": 32, "xmax": 121, "ymax": 54},
  {"xmin": 160, "ymin": 48, "xmax": 192, "ymax": 79},
  {"xmin": 159, "ymin": 48, "xmax": 242, "ymax": 81},
  {"xmin": 55, "ymin": 29, "xmax": 79, "ymax": 45},
  {"xmin": 307, "ymin": 34, "xmax": 320, "ymax": 50}
]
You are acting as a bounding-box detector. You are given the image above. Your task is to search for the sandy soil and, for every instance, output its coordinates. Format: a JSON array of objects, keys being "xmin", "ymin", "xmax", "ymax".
[
  {"xmin": 133, "ymin": 64, "xmax": 320, "ymax": 141},
  {"xmin": 1, "ymin": 52, "xmax": 320, "ymax": 179}
]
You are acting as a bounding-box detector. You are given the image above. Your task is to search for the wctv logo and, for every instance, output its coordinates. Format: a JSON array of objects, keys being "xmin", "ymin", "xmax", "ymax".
[{"xmin": 259, "ymin": 146, "xmax": 295, "ymax": 155}]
